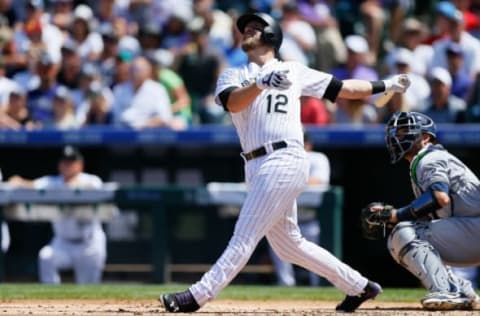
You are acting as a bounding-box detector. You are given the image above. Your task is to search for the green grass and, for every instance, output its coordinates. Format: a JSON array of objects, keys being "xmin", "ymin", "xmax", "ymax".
[{"xmin": 0, "ymin": 283, "xmax": 428, "ymax": 302}]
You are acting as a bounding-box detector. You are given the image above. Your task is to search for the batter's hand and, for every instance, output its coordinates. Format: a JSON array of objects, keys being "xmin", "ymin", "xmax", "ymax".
[
  {"xmin": 384, "ymin": 74, "xmax": 410, "ymax": 93},
  {"xmin": 256, "ymin": 70, "xmax": 292, "ymax": 90}
]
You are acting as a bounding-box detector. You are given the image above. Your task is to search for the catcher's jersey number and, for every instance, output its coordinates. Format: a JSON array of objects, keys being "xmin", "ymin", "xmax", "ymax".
[{"xmin": 266, "ymin": 94, "xmax": 288, "ymax": 114}]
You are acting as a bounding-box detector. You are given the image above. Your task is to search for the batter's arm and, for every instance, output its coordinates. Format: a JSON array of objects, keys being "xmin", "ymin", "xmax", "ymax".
[
  {"xmin": 338, "ymin": 74, "xmax": 410, "ymax": 100},
  {"xmin": 219, "ymin": 84, "xmax": 263, "ymax": 113}
]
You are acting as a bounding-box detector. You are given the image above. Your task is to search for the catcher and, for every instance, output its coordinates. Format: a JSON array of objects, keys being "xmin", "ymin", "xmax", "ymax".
[{"xmin": 361, "ymin": 111, "xmax": 480, "ymax": 310}]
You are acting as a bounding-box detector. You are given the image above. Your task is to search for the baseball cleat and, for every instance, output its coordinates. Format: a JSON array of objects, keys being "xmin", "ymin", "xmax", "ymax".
[
  {"xmin": 159, "ymin": 290, "xmax": 200, "ymax": 313},
  {"xmin": 335, "ymin": 281, "xmax": 382, "ymax": 313},
  {"xmin": 421, "ymin": 292, "xmax": 473, "ymax": 310}
]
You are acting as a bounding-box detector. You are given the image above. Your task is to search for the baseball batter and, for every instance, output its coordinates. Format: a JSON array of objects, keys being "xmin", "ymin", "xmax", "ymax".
[
  {"xmin": 160, "ymin": 12, "xmax": 410, "ymax": 313},
  {"xmin": 362, "ymin": 111, "xmax": 480, "ymax": 310}
]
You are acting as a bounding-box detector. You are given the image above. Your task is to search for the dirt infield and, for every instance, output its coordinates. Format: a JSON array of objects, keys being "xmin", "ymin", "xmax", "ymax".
[{"xmin": 0, "ymin": 300, "xmax": 478, "ymax": 315}]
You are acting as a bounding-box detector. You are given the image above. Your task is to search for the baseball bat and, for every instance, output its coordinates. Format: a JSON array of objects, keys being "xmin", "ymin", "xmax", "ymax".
[{"xmin": 374, "ymin": 90, "xmax": 395, "ymax": 108}]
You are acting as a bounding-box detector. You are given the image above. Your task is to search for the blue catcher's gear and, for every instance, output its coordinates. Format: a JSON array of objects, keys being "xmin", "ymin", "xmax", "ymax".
[{"xmin": 385, "ymin": 112, "xmax": 436, "ymax": 164}]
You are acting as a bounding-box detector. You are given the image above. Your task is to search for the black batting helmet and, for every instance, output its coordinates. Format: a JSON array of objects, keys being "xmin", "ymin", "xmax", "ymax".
[{"xmin": 236, "ymin": 12, "xmax": 283, "ymax": 52}]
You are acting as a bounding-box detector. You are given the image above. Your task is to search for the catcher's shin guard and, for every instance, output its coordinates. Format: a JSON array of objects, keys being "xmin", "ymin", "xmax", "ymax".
[{"xmin": 387, "ymin": 222, "xmax": 455, "ymax": 293}]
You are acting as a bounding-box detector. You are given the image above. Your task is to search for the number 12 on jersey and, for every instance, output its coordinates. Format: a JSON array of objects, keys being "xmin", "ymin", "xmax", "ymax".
[{"xmin": 266, "ymin": 94, "xmax": 288, "ymax": 114}]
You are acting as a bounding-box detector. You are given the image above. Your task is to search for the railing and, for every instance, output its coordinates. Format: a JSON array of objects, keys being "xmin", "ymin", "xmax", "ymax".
[{"xmin": 1, "ymin": 124, "xmax": 480, "ymax": 147}]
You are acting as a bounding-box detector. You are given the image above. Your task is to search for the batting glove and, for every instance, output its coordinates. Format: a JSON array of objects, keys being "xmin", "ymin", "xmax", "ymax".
[
  {"xmin": 256, "ymin": 70, "xmax": 292, "ymax": 90},
  {"xmin": 384, "ymin": 74, "xmax": 411, "ymax": 93}
]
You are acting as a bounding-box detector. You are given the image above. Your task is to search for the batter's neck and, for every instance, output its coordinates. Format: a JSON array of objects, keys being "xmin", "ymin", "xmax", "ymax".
[{"xmin": 247, "ymin": 49, "xmax": 276, "ymax": 66}]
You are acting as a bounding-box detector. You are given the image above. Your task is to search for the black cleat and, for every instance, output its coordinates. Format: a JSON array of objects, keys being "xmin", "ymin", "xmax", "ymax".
[
  {"xmin": 159, "ymin": 290, "xmax": 200, "ymax": 313},
  {"xmin": 335, "ymin": 281, "xmax": 382, "ymax": 313}
]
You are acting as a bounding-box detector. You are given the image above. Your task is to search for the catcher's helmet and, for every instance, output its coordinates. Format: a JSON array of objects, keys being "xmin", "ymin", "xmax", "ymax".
[
  {"xmin": 236, "ymin": 12, "xmax": 283, "ymax": 51},
  {"xmin": 385, "ymin": 112, "xmax": 436, "ymax": 164}
]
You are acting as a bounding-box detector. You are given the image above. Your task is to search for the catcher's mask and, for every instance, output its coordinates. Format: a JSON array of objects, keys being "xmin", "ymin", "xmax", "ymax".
[
  {"xmin": 236, "ymin": 12, "xmax": 283, "ymax": 52},
  {"xmin": 385, "ymin": 111, "xmax": 436, "ymax": 164}
]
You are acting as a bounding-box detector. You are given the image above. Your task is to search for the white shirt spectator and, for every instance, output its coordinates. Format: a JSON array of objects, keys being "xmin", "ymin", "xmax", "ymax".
[
  {"xmin": 113, "ymin": 79, "xmax": 173, "ymax": 129},
  {"xmin": 430, "ymin": 33, "xmax": 480, "ymax": 78},
  {"xmin": 0, "ymin": 76, "xmax": 18, "ymax": 109}
]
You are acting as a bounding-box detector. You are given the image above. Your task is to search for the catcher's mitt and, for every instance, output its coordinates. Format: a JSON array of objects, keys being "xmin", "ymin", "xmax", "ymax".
[{"xmin": 360, "ymin": 202, "xmax": 394, "ymax": 240}]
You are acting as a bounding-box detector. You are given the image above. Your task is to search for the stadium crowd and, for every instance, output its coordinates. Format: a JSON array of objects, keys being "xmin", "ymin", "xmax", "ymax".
[{"xmin": 0, "ymin": 0, "xmax": 479, "ymax": 128}]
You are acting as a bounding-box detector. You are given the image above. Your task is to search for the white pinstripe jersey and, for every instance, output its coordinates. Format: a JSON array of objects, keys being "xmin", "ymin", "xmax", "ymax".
[
  {"xmin": 411, "ymin": 144, "xmax": 480, "ymax": 218},
  {"xmin": 215, "ymin": 59, "xmax": 333, "ymax": 152}
]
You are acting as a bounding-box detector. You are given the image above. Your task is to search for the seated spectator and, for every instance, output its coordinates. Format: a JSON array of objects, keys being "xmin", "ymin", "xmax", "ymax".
[
  {"xmin": 445, "ymin": 42, "xmax": 472, "ymax": 101},
  {"xmin": 27, "ymin": 50, "xmax": 61, "ymax": 123},
  {"xmin": 7, "ymin": 146, "xmax": 107, "ymax": 284},
  {"xmin": 279, "ymin": 1, "xmax": 317, "ymax": 66},
  {"xmin": 429, "ymin": 6, "xmax": 480, "ymax": 79},
  {"xmin": 47, "ymin": 86, "xmax": 80, "ymax": 130},
  {"xmin": 301, "ymin": 96, "xmax": 330, "ymax": 125},
  {"xmin": 424, "ymin": 67, "xmax": 466, "ymax": 123},
  {"xmin": 57, "ymin": 40, "xmax": 82, "ymax": 90},
  {"xmin": 176, "ymin": 25, "xmax": 224, "ymax": 124},
  {"xmin": 112, "ymin": 56, "xmax": 173, "ymax": 129},
  {"xmin": 389, "ymin": 48, "xmax": 430, "ymax": 112},
  {"xmin": 83, "ymin": 81, "xmax": 113, "ymax": 125},
  {"xmin": 67, "ymin": 4, "xmax": 103, "ymax": 61},
  {"xmin": 0, "ymin": 57, "xmax": 16, "ymax": 109},
  {"xmin": 150, "ymin": 49, "xmax": 192, "ymax": 128},
  {"xmin": 332, "ymin": 35, "xmax": 378, "ymax": 124},
  {"xmin": 0, "ymin": 84, "xmax": 38, "ymax": 130},
  {"xmin": 383, "ymin": 17, "xmax": 433, "ymax": 77}
]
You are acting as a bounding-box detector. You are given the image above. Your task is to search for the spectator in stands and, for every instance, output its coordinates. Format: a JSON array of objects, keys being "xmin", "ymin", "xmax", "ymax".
[
  {"xmin": 137, "ymin": 22, "xmax": 162, "ymax": 57},
  {"xmin": 296, "ymin": 0, "xmax": 347, "ymax": 72},
  {"xmin": 57, "ymin": 40, "xmax": 82, "ymax": 90},
  {"xmin": 0, "ymin": 84, "xmax": 38, "ymax": 130},
  {"xmin": 389, "ymin": 48, "xmax": 430, "ymax": 112},
  {"xmin": 112, "ymin": 56, "xmax": 174, "ymax": 129},
  {"xmin": 452, "ymin": 0, "xmax": 480, "ymax": 34},
  {"xmin": 49, "ymin": 0, "xmax": 74, "ymax": 33},
  {"xmin": 176, "ymin": 25, "xmax": 224, "ymax": 124},
  {"xmin": 7, "ymin": 145, "xmax": 107, "ymax": 284},
  {"xmin": 98, "ymin": 23, "xmax": 119, "ymax": 88},
  {"xmin": 269, "ymin": 131, "xmax": 330, "ymax": 286},
  {"xmin": 279, "ymin": 1, "xmax": 317, "ymax": 66},
  {"xmin": 150, "ymin": 49, "xmax": 192, "ymax": 128},
  {"xmin": 223, "ymin": 10, "xmax": 248, "ymax": 68},
  {"xmin": 359, "ymin": 0, "xmax": 386, "ymax": 65},
  {"xmin": 466, "ymin": 73, "xmax": 480, "ymax": 122},
  {"xmin": 332, "ymin": 35, "xmax": 378, "ymax": 124},
  {"xmin": 20, "ymin": 0, "xmax": 63, "ymax": 66},
  {"xmin": 191, "ymin": 0, "xmax": 234, "ymax": 54},
  {"xmin": 383, "ymin": 17, "xmax": 433, "ymax": 77},
  {"xmin": 47, "ymin": 85, "xmax": 80, "ymax": 130},
  {"xmin": 424, "ymin": 67, "xmax": 466, "ymax": 123},
  {"xmin": 67, "ymin": 4, "xmax": 103, "ymax": 62},
  {"xmin": 83, "ymin": 81, "xmax": 114, "ymax": 125},
  {"xmin": 0, "ymin": 56, "xmax": 16, "ymax": 109},
  {"xmin": 301, "ymin": 96, "xmax": 330, "ymax": 125},
  {"xmin": 27, "ymin": 50, "xmax": 62, "ymax": 123},
  {"xmin": 430, "ymin": 5, "xmax": 480, "ymax": 79},
  {"xmin": 445, "ymin": 42, "xmax": 472, "ymax": 101}
]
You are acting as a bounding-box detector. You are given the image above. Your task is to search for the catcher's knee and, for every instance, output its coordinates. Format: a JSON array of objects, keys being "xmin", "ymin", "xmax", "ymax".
[{"xmin": 387, "ymin": 221, "xmax": 418, "ymax": 264}]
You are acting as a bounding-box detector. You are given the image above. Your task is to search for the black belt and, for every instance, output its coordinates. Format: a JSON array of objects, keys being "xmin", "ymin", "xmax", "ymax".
[{"xmin": 243, "ymin": 141, "xmax": 287, "ymax": 161}]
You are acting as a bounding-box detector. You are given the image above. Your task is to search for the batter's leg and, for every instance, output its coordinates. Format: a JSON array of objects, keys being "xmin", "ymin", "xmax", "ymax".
[{"xmin": 266, "ymin": 202, "xmax": 368, "ymax": 296}]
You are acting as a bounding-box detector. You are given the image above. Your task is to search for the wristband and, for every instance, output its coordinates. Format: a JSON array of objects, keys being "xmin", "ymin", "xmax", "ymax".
[{"xmin": 370, "ymin": 81, "xmax": 386, "ymax": 94}]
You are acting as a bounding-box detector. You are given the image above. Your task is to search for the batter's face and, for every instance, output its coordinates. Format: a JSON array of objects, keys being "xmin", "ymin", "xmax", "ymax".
[{"xmin": 241, "ymin": 20, "xmax": 264, "ymax": 52}]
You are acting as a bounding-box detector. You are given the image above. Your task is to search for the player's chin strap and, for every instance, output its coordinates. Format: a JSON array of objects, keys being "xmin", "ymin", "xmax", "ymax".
[{"xmin": 396, "ymin": 190, "xmax": 441, "ymax": 222}]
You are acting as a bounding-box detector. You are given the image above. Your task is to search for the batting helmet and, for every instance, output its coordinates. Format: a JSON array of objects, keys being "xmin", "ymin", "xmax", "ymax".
[
  {"xmin": 236, "ymin": 12, "xmax": 283, "ymax": 51},
  {"xmin": 385, "ymin": 112, "xmax": 437, "ymax": 164}
]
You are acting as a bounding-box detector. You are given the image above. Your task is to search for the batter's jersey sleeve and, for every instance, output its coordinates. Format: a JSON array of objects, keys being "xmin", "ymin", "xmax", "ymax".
[
  {"xmin": 214, "ymin": 68, "xmax": 243, "ymax": 106},
  {"xmin": 295, "ymin": 62, "xmax": 336, "ymax": 101}
]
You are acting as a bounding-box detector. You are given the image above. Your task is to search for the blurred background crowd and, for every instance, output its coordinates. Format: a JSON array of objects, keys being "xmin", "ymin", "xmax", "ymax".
[{"xmin": 0, "ymin": 0, "xmax": 479, "ymax": 130}]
